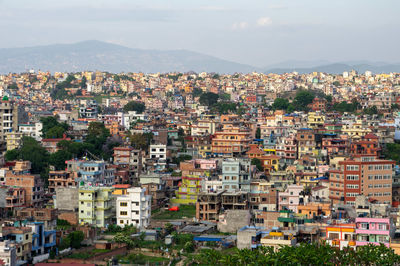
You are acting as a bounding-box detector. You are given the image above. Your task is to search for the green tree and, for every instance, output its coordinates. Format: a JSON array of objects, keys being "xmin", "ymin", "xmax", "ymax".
[
  {"xmin": 199, "ymin": 92, "xmax": 219, "ymax": 106},
  {"xmin": 293, "ymin": 90, "xmax": 315, "ymax": 111},
  {"xmin": 40, "ymin": 116, "xmax": 69, "ymax": 137},
  {"xmin": 49, "ymin": 150, "xmax": 72, "ymax": 170},
  {"xmin": 255, "ymin": 127, "xmax": 261, "ymax": 139},
  {"xmin": 364, "ymin": 105, "xmax": 378, "ymax": 115},
  {"xmin": 272, "ymin": 98, "xmax": 289, "ymax": 110},
  {"xmin": 45, "ymin": 126, "xmax": 66, "ymax": 139},
  {"xmin": 192, "ymin": 88, "xmax": 203, "ymax": 97},
  {"xmin": 80, "ymin": 76, "xmax": 87, "ymax": 89},
  {"xmin": 251, "ymin": 158, "xmax": 263, "ymax": 171},
  {"xmin": 123, "ymin": 101, "xmax": 146, "ymax": 113},
  {"xmin": 69, "ymin": 231, "xmax": 84, "ymax": 249}
]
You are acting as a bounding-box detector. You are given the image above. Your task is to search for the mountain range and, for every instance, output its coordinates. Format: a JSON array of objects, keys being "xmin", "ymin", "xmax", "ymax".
[{"xmin": 1, "ymin": 40, "xmax": 400, "ymax": 74}]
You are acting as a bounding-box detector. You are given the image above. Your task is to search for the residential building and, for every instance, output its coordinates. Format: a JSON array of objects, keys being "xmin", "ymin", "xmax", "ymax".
[
  {"xmin": 116, "ymin": 187, "xmax": 151, "ymax": 229},
  {"xmin": 78, "ymin": 186, "xmax": 114, "ymax": 227}
]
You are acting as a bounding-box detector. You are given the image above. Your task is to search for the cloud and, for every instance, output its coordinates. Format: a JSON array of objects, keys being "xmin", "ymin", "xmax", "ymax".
[
  {"xmin": 232, "ymin": 21, "xmax": 248, "ymax": 30},
  {"xmin": 257, "ymin": 17, "xmax": 272, "ymax": 27}
]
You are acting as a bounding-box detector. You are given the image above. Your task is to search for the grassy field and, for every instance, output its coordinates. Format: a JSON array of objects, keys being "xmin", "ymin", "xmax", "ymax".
[
  {"xmin": 152, "ymin": 205, "xmax": 196, "ymax": 220},
  {"xmin": 118, "ymin": 253, "xmax": 169, "ymax": 264},
  {"xmin": 66, "ymin": 249, "xmax": 109, "ymax": 259}
]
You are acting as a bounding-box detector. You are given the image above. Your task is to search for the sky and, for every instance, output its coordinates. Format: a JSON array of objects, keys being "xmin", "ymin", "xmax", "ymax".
[{"xmin": 0, "ymin": 0, "xmax": 400, "ymax": 67}]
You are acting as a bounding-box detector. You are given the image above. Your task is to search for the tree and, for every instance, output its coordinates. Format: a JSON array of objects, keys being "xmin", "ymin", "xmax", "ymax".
[
  {"xmin": 88, "ymin": 122, "xmax": 109, "ymax": 137},
  {"xmin": 45, "ymin": 126, "xmax": 66, "ymax": 139},
  {"xmin": 192, "ymin": 88, "xmax": 203, "ymax": 97},
  {"xmin": 123, "ymin": 101, "xmax": 146, "ymax": 114},
  {"xmin": 5, "ymin": 136, "xmax": 49, "ymax": 177},
  {"xmin": 49, "ymin": 150, "xmax": 73, "ymax": 170},
  {"xmin": 40, "ymin": 116, "xmax": 69, "ymax": 137},
  {"xmin": 80, "ymin": 76, "xmax": 87, "ymax": 89},
  {"xmin": 255, "ymin": 127, "xmax": 261, "ymax": 139},
  {"xmin": 293, "ymin": 90, "xmax": 315, "ymax": 111},
  {"xmin": 272, "ymin": 98, "xmax": 289, "ymax": 110},
  {"xmin": 251, "ymin": 158, "xmax": 263, "ymax": 171},
  {"xmin": 199, "ymin": 92, "xmax": 219, "ymax": 106},
  {"xmin": 128, "ymin": 133, "xmax": 153, "ymax": 150},
  {"xmin": 69, "ymin": 231, "xmax": 84, "ymax": 249},
  {"xmin": 363, "ymin": 105, "xmax": 378, "ymax": 115}
]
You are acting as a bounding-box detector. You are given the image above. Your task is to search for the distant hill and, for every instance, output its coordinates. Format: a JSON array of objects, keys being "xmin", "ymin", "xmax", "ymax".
[
  {"xmin": 0, "ymin": 40, "xmax": 259, "ymax": 74},
  {"xmin": 265, "ymin": 62, "xmax": 400, "ymax": 74}
]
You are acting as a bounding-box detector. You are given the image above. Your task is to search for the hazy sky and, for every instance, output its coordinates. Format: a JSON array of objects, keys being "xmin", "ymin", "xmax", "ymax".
[{"xmin": 1, "ymin": 0, "xmax": 399, "ymax": 67}]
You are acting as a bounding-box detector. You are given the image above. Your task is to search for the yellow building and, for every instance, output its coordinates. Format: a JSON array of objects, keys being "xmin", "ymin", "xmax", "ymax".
[
  {"xmin": 261, "ymin": 230, "xmax": 296, "ymax": 251},
  {"xmin": 5, "ymin": 132, "xmax": 23, "ymax": 151},
  {"xmin": 78, "ymin": 187, "xmax": 114, "ymax": 228},
  {"xmin": 112, "ymin": 184, "xmax": 131, "ymax": 195},
  {"xmin": 171, "ymin": 175, "xmax": 202, "ymax": 204},
  {"xmin": 307, "ymin": 112, "xmax": 325, "ymax": 129}
]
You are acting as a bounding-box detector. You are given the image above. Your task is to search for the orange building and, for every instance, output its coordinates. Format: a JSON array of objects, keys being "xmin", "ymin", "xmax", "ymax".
[
  {"xmin": 212, "ymin": 124, "xmax": 251, "ymax": 157},
  {"xmin": 5, "ymin": 161, "xmax": 44, "ymax": 207}
]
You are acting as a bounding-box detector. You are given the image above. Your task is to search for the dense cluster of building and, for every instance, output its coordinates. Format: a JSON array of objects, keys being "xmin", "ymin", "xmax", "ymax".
[{"xmin": 0, "ymin": 70, "xmax": 400, "ymax": 264}]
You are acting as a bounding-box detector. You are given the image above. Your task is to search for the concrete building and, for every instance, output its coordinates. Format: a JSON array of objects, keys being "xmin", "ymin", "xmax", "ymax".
[
  {"xmin": 237, "ymin": 226, "xmax": 266, "ymax": 249},
  {"xmin": 278, "ymin": 185, "xmax": 304, "ymax": 212},
  {"xmin": 55, "ymin": 187, "xmax": 79, "ymax": 212},
  {"xmin": 222, "ymin": 158, "xmax": 252, "ymax": 192},
  {"xmin": 18, "ymin": 122, "xmax": 43, "ymax": 141},
  {"xmin": 355, "ymin": 217, "xmax": 395, "ymax": 247},
  {"xmin": 116, "ymin": 187, "xmax": 151, "ymax": 229},
  {"xmin": 4, "ymin": 161, "xmax": 44, "ymax": 207},
  {"xmin": 0, "ymin": 240, "xmax": 16, "ymax": 266},
  {"xmin": 78, "ymin": 187, "xmax": 114, "ymax": 228},
  {"xmin": 0, "ymin": 99, "xmax": 19, "ymax": 144}
]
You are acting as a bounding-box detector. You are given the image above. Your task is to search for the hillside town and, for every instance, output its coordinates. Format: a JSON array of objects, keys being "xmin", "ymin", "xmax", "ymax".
[{"xmin": 0, "ymin": 70, "xmax": 400, "ymax": 264}]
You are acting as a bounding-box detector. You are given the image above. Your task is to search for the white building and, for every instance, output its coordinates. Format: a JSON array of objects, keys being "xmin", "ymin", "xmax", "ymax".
[
  {"xmin": 0, "ymin": 240, "xmax": 16, "ymax": 266},
  {"xmin": 149, "ymin": 144, "xmax": 167, "ymax": 160},
  {"xmin": 18, "ymin": 122, "xmax": 43, "ymax": 141},
  {"xmin": 116, "ymin": 187, "xmax": 151, "ymax": 229}
]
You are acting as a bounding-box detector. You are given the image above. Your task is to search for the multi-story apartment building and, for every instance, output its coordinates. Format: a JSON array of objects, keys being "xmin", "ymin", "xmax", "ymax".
[
  {"xmin": 0, "ymin": 240, "xmax": 17, "ymax": 266},
  {"xmin": 325, "ymin": 223, "xmax": 356, "ymax": 250},
  {"xmin": 296, "ymin": 128, "xmax": 316, "ymax": 159},
  {"xmin": 70, "ymin": 160, "xmax": 115, "ymax": 186},
  {"xmin": 172, "ymin": 175, "xmax": 202, "ymax": 204},
  {"xmin": 48, "ymin": 171, "xmax": 76, "ymax": 193},
  {"xmin": 355, "ymin": 217, "xmax": 395, "ymax": 247},
  {"xmin": 18, "ymin": 122, "xmax": 43, "ymax": 141},
  {"xmin": 339, "ymin": 157, "xmax": 394, "ymax": 205},
  {"xmin": 4, "ymin": 161, "xmax": 44, "ymax": 207},
  {"xmin": 78, "ymin": 186, "xmax": 114, "ymax": 227},
  {"xmin": 79, "ymin": 100, "xmax": 98, "ymax": 119},
  {"xmin": 211, "ymin": 124, "xmax": 251, "ymax": 157},
  {"xmin": 116, "ymin": 187, "xmax": 151, "ymax": 229},
  {"xmin": 222, "ymin": 158, "xmax": 252, "ymax": 192},
  {"xmin": 278, "ymin": 185, "xmax": 304, "ymax": 212},
  {"xmin": 190, "ymin": 119, "xmax": 216, "ymax": 136},
  {"xmin": 0, "ymin": 99, "xmax": 19, "ymax": 144}
]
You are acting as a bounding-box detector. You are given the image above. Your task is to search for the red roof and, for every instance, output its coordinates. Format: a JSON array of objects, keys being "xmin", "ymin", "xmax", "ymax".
[
  {"xmin": 364, "ymin": 133, "xmax": 378, "ymax": 139},
  {"xmin": 113, "ymin": 184, "xmax": 131, "ymax": 189}
]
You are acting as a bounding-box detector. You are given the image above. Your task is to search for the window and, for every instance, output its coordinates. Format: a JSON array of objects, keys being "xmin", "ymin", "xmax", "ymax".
[
  {"xmin": 120, "ymin": 211, "xmax": 128, "ymax": 216},
  {"xmin": 346, "ymin": 175, "xmax": 359, "ymax": 180},
  {"xmin": 346, "ymin": 184, "xmax": 359, "ymax": 189},
  {"xmin": 346, "ymin": 165, "xmax": 359, "ymax": 171},
  {"xmin": 120, "ymin": 202, "xmax": 128, "ymax": 207}
]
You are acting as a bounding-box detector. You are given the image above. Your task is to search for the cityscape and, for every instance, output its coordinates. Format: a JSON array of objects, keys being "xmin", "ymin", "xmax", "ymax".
[{"xmin": 1, "ymin": 0, "xmax": 400, "ymax": 265}]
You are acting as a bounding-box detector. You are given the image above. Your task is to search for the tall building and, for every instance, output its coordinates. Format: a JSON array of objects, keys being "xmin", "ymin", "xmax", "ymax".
[
  {"xmin": 0, "ymin": 99, "xmax": 19, "ymax": 144},
  {"xmin": 222, "ymin": 158, "xmax": 253, "ymax": 192},
  {"xmin": 212, "ymin": 124, "xmax": 251, "ymax": 157},
  {"xmin": 78, "ymin": 187, "xmax": 114, "ymax": 227},
  {"xmin": 335, "ymin": 157, "xmax": 394, "ymax": 205},
  {"xmin": 116, "ymin": 187, "xmax": 151, "ymax": 229}
]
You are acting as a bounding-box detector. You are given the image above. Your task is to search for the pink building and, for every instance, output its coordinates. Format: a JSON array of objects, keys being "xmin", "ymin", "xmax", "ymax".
[
  {"xmin": 278, "ymin": 185, "xmax": 304, "ymax": 212},
  {"xmin": 355, "ymin": 217, "xmax": 395, "ymax": 247},
  {"xmin": 195, "ymin": 159, "xmax": 217, "ymax": 170}
]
